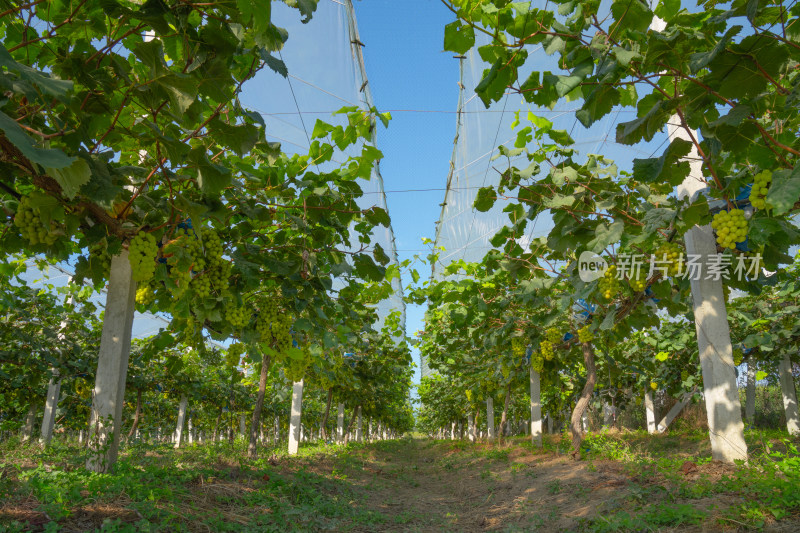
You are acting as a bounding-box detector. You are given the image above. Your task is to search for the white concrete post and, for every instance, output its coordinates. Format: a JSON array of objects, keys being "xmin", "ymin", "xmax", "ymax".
[
  {"xmin": 41, "ymin": 290, "xmax": 74, "ymax": 447},
  {"xmin": 468, "ymin": 413, "xmax": 476, "ymax": 442},
  {"xmin": 40, "ymin": 374, "xmax": 62, "ymax": 447},
  {"xmin": 530, "ymin": 367, "xmax": 542, "ymax": 446},
  {"xmin": 657, "ymin": 387, "xmax": 697, "ymax": 433},
  {"xmin": 188, "ymin": 418, "xmax": 194, "ymax": 444},
  {"xmin": 355, "ymin": 407, "xmax": 363, "ymax": 442},
  {"xmin": 451, "ymin": 421, "xmax": 457, "ymax": 440},
  {"xmin": 21, "ymin": 403, "xmax": 36, "ymax": 442},
  {"xmin": 650, "ymin": 15, "xmax": 748, "ymax": 464},
  {"xmin": 645, "ymin": 389, "xmax": 657, "ymax": 434},
  {"xmin": 336, "ymin": 403, "xmax": 345, "ymax": 444},
  {"xmin": 174, "ymin": 394, "xmax": 188, "ymax": 449},
  {"xmin": 239, "ymin": 414, "xmax": 246, "ymax": 438},
  {"xmin": 487, "ymin": 397, "xmax": 495, "ymax": 440},
  {"xmin": 273, "ymin": 415, "xmax": 279, "ymax": 444},
  {"xmin": 86, "ymin": 251, "xmax": 137, "ymax": 473},
  {"xmin": 745, "ymin": 361, "xmax": 756, "ymax": 424},
  {"xmin": 779, "ymin": 355, "xmax": 800, "ymax": 436},
  {"xmin": 288, "ymin": 380, "xmax": 303, "ymax": 455}
]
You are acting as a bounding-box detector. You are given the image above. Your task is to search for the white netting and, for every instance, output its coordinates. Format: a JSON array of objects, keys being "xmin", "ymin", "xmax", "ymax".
[
  {"xmin": 424, "ymin": 29, "xmax": 670, "ymax": 376},
  {"xmin": 241, "ymin": 0, "xmax": 404, "ymax": 330},
  {"xmin": 16, "ymin": 0, "xmax": 403, "ymax": 342}
]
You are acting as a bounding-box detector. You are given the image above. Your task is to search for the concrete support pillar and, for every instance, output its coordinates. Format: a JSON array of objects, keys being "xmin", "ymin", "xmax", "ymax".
[
  {"xmin": 336, "ymin": 403, "xmax": 345, "ymax": 444},
  {"xmin": 779, "ymin": 355, "xmax": 800, "ymax": 436},
  {"xmin": 86, "ymin": 251, "xmax": 137, "ymax": 473},
  {"xmin": 40, "ymin": 373, "xmax": 62, "ymax": 447},
  {"xmin": 487, "ymin": 397, "xmax": 495, "ymax": 440},
  {"xmin": 41, "ymin": 290, "xmax": 73, "ymax": 448},
  {"xmin": 274, "ymin": 416, "xmax": 279, "ymax": 444},
  {"xmin": 22, "ymin": 403, "xmax": 36, "ymax": 442},
  {"xmin": 288, "ymin": 380, "xmax": 303, "ymax": 455},
  {"xmin": 656, "ymin": 46, "xmax": 747, "ymax": 460},
  {"xmin": 356, "ymin": 407, "xmax": 363, "ymax": 442},
  {"xmin": 188, "ymin": 418, "xmax": 194, "ymax": 444},
  {"xmin": 657, "ymin": 387, "xmax": 697, "ymax": 433},
  {"xmin": 174, "ymin": 394, "xmax": 188, "ymax": 449},
  {"xmin": 530, "ymin": 368, "xmax": 542, "ymax": 447},
  {"xmin": 645, "ymin": 389, "xmax": 657, "ymax": 434},
  {"xmin": 468, "ymin": 413, "xmax": 475, "ymax": 442},
  {"xmin": 684, "ymin": 222, "xmax": 749, "ymax": 461},
  {"xmin": 239, "ymin": 414, "xmax": 246, "ymax": 438},
  {"xmin": 745, "ymin": 361, "xmax": 756, "ymax": 424},
  {"xmin": 451, "ymin": 421, "xmax": 457, "ymax": 440}
]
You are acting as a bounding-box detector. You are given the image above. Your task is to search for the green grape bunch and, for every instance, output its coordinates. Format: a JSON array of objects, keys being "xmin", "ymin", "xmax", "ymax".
[
  {"xmin": 545, "ymin": 328, "xmax": 561, "ymax": 344},
  {"xmin": 511, "ymin": 337, "xmax": 527, "ymax": 358},
  {"xmin": 200, "ymin": 227, "xmax": 224, "ymax": 259},
  {"xmin": 135, "ymin": 284, "xmax": 155, "ymax": 306},
  {"xmin": 711, "ymin": 209, "xmax": 748, "ymax": 249},
  {"xmin": 597, "ymin": 265, "xmax": 619, "ymax": 301},
  {"xmin": 577, "ymin": 326, "xmax": 593, "ymax": 343},
  {"xmin": 186, "ymin": 237, "xmax": 206, "ymax": 272},
  {"xmin": 14, "ymin": 196, "xmax": 62, "ymax": 246},
  {"xmin": 284, "ymin": 353, "xmax": 310, "ymax": 383},
  {"xmin": 530, "ymin": 352, "xmax": 544, "ymax": 373},
  {"xmin": 89, "ymin": 242, "xmax": 111, "ymax": 276},
  {"xmin": 733, "ymin": 347, "xmax": 743, "ymax": 366},
  {"xmin": 190, "ymin": 273, "xmax": 212, "ymax": 297},
  {"xmin": 540, "ymin": 340, "xmax": 555, "ymax": 361},
  {"xmin": 226, "ymin": 302, "xmax": 250, "ymax": 329},
  {"xmin": 128, "ymin": 232, "xmax": 159, "ymax": 282},
  {"xmin": 748, "ymin": 170, "xmax": 772, "ymax": 210},
  {"xmin": 226, "ymin": 342, "xmax": 245, "ymax": 367},
  {"xmin": 627, "ymin": 269, "xmax": 647, "ymax": 292},
  {"xmin": 653, "ymin": 242, "xmax": 684, "ymax": 277},
  {"xmin": 256, "ymin": 303, "xmax": 293, "ymax": 355}
]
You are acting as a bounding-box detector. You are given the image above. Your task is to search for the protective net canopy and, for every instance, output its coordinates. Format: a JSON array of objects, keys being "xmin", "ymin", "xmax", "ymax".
[
  {"xmin": 16, "ymin": 0, "xmax": 403, "ymax": 343},
  {"xmin": 241, "ymin": 0, "xmax": 404, "ymax": 333},
  {"xmin": 425, "ymin": 26, "xmax": 670, "ymax": 376}
]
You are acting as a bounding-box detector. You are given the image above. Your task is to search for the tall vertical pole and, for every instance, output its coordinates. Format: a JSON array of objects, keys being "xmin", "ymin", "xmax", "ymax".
[
  {"xmin": 486, "ymin": 397, "xmax": 495, "ymax": 440},
  {"xmin": 174, "ymin": 394, "xmax": 188, "ymax": 449},
  {"xmin": 355, "ymin": 406, "xmax": 363, "ymax": 442},
  {"xmin": 336, "ymin": 403, "xmax": 345, "ymax": 444},
  {"xmin": 530, "ymin": 367, "xmax": 542, "ymax": 447},
  {"xmin": 22, "ymin": 403, "xmax": 37, "ymax": 442},
  {"xmin": 41, "ymin": 290, "xmax": 74, "ymax": 447},
  {"xmin": 288, "ymin": 380, "xmax": 303, "ymax": 455},
  {"xmin": 468, "ymin": 413, "xmax": 476, "ymax": 442},
  {"xmin": 745, "ymin": 360, "xmax": 756, "ymax": 424},
  {"xmin": 86, "ymin": 251, "xmax": 137, "ymax": 472},
  {"xmin": 644, "ymin": 389, "xmax": 657, "ymax": 434},
  {"xmin": 779, "ymin": 355, "xmax": 800, "ymax": 436},
  {"xmin": 650, "ymin": 16, "xmax": 747, "ymax": 464},
  {"xmin": 40, "ymin": 375, "xmax": 61, "ymax": 447}
]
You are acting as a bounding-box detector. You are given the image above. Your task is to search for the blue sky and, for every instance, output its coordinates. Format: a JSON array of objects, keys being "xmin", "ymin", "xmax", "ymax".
[{"xmin": 354, "ymin": 0, "xmax": 460, "ymax": 387}]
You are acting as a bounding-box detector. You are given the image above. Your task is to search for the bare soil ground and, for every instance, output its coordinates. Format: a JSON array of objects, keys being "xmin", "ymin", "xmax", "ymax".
[{"xmin": 2, "ymin": 435, "xmax": 800, "ymax": 532}]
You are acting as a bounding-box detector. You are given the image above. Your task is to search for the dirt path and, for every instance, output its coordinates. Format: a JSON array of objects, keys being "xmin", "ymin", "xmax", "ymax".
[{"xmin": 323, "ymin": 438, "xmax": 638, "ymax": 532}]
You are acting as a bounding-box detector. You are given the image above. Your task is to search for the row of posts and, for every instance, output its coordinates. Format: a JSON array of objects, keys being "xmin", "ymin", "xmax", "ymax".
[{"xmin": 438, "ymin": 359, "xmax": 800, "ymax": 443}]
